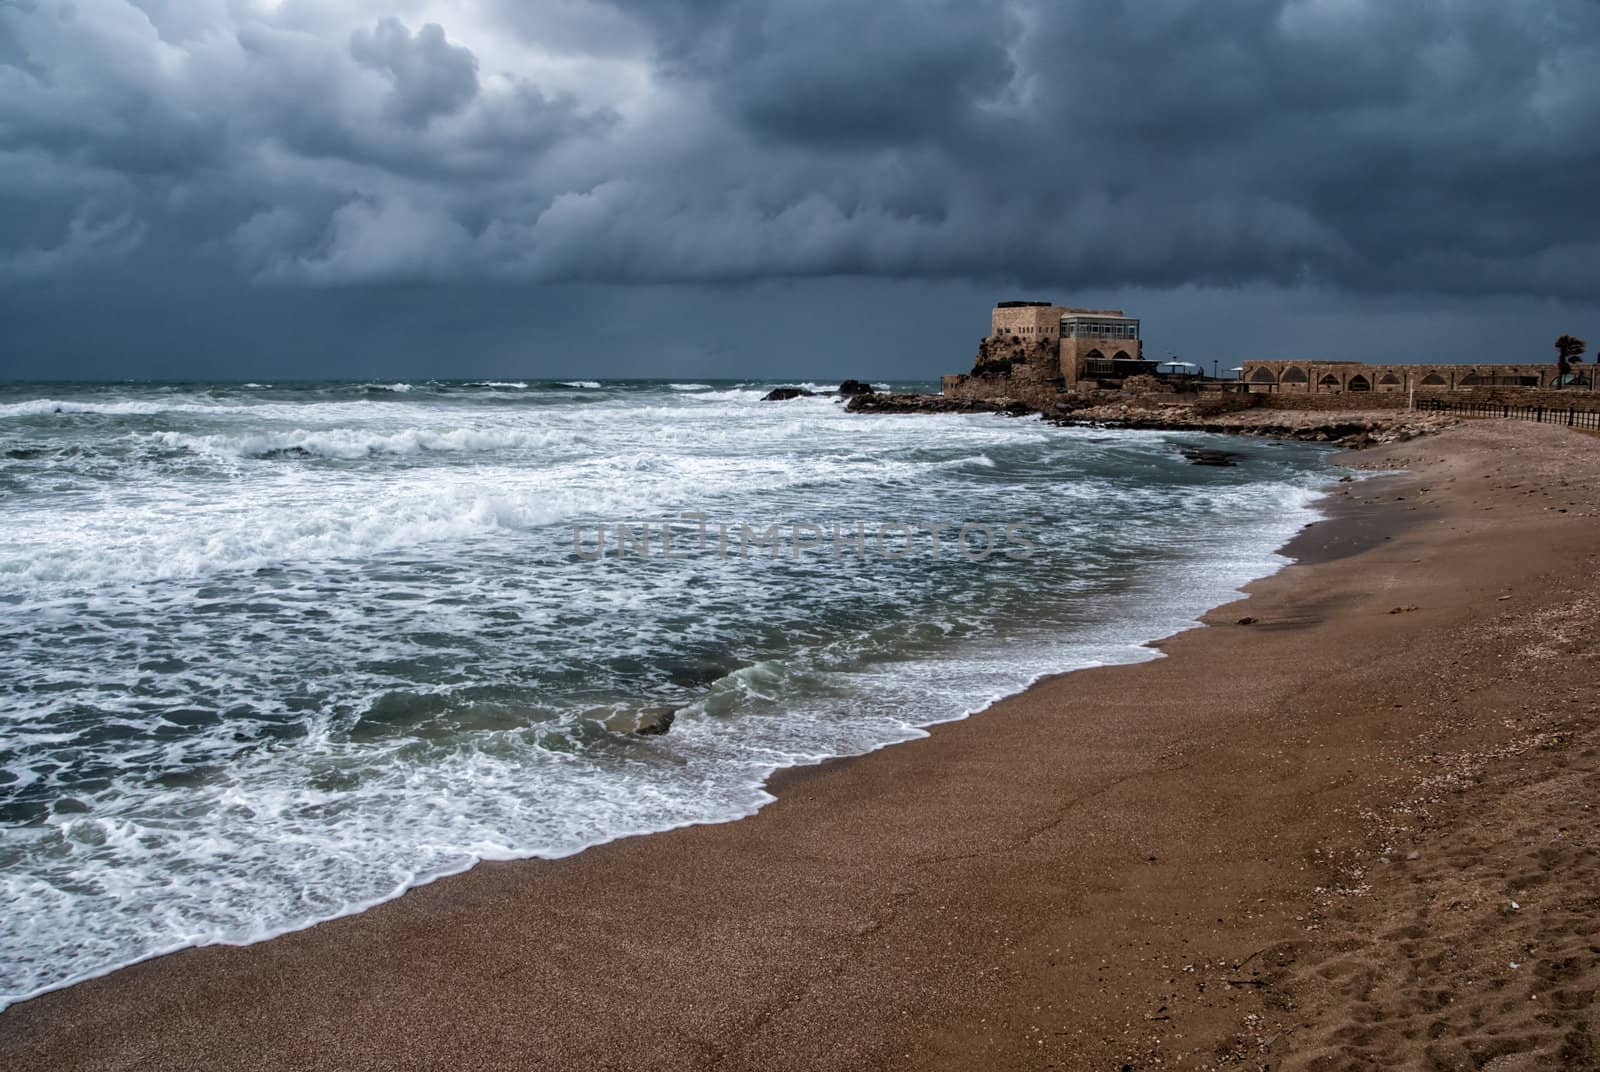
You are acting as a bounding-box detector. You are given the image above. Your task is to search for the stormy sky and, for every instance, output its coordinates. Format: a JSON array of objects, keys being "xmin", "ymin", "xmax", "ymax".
[{"xmin": 2, "ymin": 0, "xmax": 1597, "ymax": 380}]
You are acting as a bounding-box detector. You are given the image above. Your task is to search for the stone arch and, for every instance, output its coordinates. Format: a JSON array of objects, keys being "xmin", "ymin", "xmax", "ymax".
[
  {"xmin": 1084, "ymin": 349, "xmax": 1106, "ymax": 362},
  {"xmin": 1250, "ymin": 367, "xmax": 1277, "ymax": 383},
  {"xmin": 1319, "ymin": 374, "xmax": 1341, "ymax": 387},
  {"xmin": 1113, "ymin": 350, "xmax": 1132, "ymax": 361},
  {"xmin": 1420, "ymin": 372, "xmax": 1447, "ymax": 386},
  {"xmin": 1460, "ymin": 373, "xmax": 1486, "ymax": 386},
  {"xmin": 1281, "ymin": 366, "xmax": 1309, "ymax": 383},
  {"xmin": 1347, "ymin": 374, "xmax": 1371, "ymax": 392},
  {"xmin": 1378, "ymin": 372, "xmax": 1402, "ymax": 386}
]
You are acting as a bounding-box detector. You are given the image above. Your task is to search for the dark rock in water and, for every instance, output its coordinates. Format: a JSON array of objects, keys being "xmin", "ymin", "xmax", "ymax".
[
  {"xmin": 664, "ymin": 663, "xmax": 730, "ymax": 689},
  {"xmin": 846, "ymin": 392, "xmax": 1005, "ymax": 414},
  {"xmin": 1180, "ymin": 446, "xmax": 1239, "ymax": 467},
  {"xmin": 600, "ymin": 706, "xmax": 677, "ymax": 736},
  {"xmin": 837, "ymin": 379, "xmax": 876, "ymax": 396},
  {"xmin": 633, "ymin": 707, "xmax": 676, "ymax": 736},
  {"xmin": 761, "ymin": 387, "xmax": 815, "ymax": 402},
  {"xmin": 1237, "ymin": 616, "xmax": 1258, "ymax": 625}
]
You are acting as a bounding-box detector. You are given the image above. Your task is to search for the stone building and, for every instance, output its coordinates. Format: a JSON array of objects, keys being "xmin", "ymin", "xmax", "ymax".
[{"xmin": 970, "ymin": 300, "xmax": 1148, "ymax": 389}]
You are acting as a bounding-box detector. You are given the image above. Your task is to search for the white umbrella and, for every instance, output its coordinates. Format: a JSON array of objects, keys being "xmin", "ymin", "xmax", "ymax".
[{"xmin": 1158, "ymin": 361, "xmax": 1200, "ymax": 370}]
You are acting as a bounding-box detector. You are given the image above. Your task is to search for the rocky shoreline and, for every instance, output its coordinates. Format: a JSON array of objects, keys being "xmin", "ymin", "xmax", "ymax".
[
  {"xmin": 760, "ymin": 379, "xmax": 1455, "ymax": 447},
  {"xmin": 837, "ymin": 388, "xmax": 1456, "ymax": 448}
]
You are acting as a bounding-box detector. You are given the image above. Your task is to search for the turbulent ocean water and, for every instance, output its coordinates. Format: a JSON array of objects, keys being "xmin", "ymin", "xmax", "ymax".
[{"xmin": 0, "ymin": 379, "xmax": 1335, "ymax": 1007}]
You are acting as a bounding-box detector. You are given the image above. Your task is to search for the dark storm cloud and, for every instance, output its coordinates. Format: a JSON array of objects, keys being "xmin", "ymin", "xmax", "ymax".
[
  {"xmin": 618, "ymin": 0, "xmax": 1017, "ymax": 147},
  {"xmin": 0, "ymin": 0, "xmax": 1598, "ymax": 328}
]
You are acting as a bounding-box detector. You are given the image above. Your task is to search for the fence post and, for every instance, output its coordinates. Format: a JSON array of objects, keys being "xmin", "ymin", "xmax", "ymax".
[{"xmin": 1570, "ymin": 407, "xmax": 1576, "ymax": 427}]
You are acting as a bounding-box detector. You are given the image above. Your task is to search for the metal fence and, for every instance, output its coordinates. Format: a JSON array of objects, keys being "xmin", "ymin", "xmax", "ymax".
[{"xmin": 1417, "ymin": 398, "xmax": 1600, "ymax": 430}]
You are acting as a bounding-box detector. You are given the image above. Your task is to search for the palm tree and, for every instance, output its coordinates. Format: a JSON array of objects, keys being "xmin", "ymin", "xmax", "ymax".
[{"xmin": 1555, "ymin": 334, "xmax": 1586, "ymax": 379}]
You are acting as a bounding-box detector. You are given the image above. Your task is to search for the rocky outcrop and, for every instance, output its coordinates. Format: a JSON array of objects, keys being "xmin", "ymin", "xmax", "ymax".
[
  {"xmin": 761, "ymin": 387, "xmax": 816, "ymax": 402},
  {"xmin": 843, "ymin": 387, "xmax": 1455, "ymax": 448},
  {"xmin": 764, "ymin": 382, "xmax": 881, "ymax": 401},
  {"xmin": 1042, "ymin": 400, "xmax": 1457, "ymax": 448},
  {"xmin": 846, "ymin": 392, "xmax": 1013, "ymax": 414}
]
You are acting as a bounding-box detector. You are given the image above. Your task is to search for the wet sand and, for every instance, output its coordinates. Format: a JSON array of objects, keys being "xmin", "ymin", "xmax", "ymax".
[{"xmin": 3, "ymin": 420, "xmax": 1597, "ymax": 1071}]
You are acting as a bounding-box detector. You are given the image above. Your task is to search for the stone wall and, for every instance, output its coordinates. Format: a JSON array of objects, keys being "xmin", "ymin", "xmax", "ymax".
[
  {"xmin": 1242, "ymin": 359, "xmax": 1594, "ymax": 394},
  {"xmin": 1252, "ymin": 388, "xmax": 1600, "ymax": 412},
  {"xmin": 1418, "ymin": 386, "xmax": 1600, "ymax": 410},
  {"xmin": 1256, "ymin": 392, "xmax": 1409, "ymax": 411}
]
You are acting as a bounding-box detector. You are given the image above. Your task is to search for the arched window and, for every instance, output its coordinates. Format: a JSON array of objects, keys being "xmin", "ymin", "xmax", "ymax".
[
  {"xmin": 1250, "ymin": 367, "xmax": 1277, "ymax": 383},
  {"xmin": 1113, "ymin": 350, "xmax": 1132, "ymax": 361},
  {"xmin": 1319, "ymin": 374, "xmax": 1341, "ymax": 387},
  {"xmin": 1378, "ymin": 373, "xmax": 1401, "ymax": 386},
  {"xmin": 1347, "ymin": 375, "xmax": 1371, "ymax": 392},
  {"xmin": 1282, "ymin": 366, "xmax": 1309, "ymax": 383},
  {"xmin": 1420, "ymin": 372, "xmax": 1447, "ymax": 386},
  {"xmin": 1084, "ymin": 349, "xmax": 1105, "ymax": 362}
]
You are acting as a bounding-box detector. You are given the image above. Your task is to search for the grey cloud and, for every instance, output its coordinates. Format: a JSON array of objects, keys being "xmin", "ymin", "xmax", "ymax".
[
  {"xmin": 349, "ymin": 18, "xmax": 480, "ymax": 127},
  {"xmin": 0, "ymin": 0, "xmax": 1598, "ymax": 335}
]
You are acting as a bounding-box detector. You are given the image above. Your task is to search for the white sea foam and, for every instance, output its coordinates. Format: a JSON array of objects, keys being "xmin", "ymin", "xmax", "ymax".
[
  {"xmin": 0, "ymin": 398, "xmax": 241, "ymax": 418},
  {"xmin": 559, "ymin": 380, "xmax": 602, "ymax": 389},
  {"xmin": 0, "ymin": 397, "xmax": 414, "ymax": 421},
  {"xmin": 2, "ymin": 478, "xmax": 579, "ymax": 589},
  {"xmin": 151, "ymin": 425, "xmax": 577, "ymax": 461}
]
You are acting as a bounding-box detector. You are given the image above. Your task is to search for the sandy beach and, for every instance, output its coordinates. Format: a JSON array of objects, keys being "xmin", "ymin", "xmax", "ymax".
[{"xmin": 3, "ymin": 419, "xmax": 1596, "ymax": 1071}]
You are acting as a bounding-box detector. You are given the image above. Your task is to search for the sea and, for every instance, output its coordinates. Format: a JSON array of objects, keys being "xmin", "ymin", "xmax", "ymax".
[{"xmin": 0, "ymin": 379, "xmax": 1336, "ymax": 1008}]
